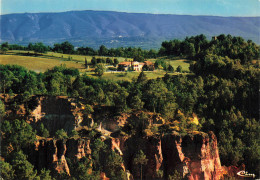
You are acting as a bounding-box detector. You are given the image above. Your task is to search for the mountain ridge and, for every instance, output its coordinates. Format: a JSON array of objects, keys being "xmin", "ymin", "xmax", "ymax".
[{"xmin": 1, "ymin": 10, "xmax": 259, "ymax": 48}]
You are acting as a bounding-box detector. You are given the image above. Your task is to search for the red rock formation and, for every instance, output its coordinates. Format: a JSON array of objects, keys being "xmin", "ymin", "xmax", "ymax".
[
  {"xmin": 66, "ymin": 138, "xmax": 91, "ymax": 162},
  {"xmin": 100, "ymin": 172, "xmax": 110, "ymax": 180},
  {"xmin": 110, "ymin": 137, "xmax": 123, "ymax": 155},
  {"xmin": 31, "ymin": 139, "xmax": 70, "ymax": 176},
  {"xmin": 30, "ymin": 138, "xmax": 91, "ymax": 176},
  {"xmin": 162, "ymin": 131, "xmax": 223, "ymax": 180},
  {"xmin": 144, "ymin": 136, "xmax": 163, "ymax": 179}
]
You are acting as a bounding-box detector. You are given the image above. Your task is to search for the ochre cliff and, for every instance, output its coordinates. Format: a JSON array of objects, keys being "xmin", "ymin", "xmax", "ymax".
[
  {"xmin": 161, "ymin": 131, "xmax": 223, "ymax": 180},
  {"xmin": 113, "ymin": 131, "xmax": 222, "ymax": 180},
  {"xmin": 4, "ymin": 96, "xmax": 224, "ymax": 179},
  {"xmin": 28, "ymin": 138, "xmax": 91, "ymax": 177}
]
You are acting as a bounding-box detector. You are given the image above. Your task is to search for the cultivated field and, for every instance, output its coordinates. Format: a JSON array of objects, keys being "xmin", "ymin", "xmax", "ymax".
[{"xmin": 0, "ymin": 50, "xmax": 191, "ymax": 81}]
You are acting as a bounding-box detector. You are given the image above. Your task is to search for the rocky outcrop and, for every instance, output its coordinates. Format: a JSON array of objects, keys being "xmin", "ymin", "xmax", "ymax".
[
  {"xmin": 162, "ymin": 131, "xmax": 223, "ymax": 180},
  {"xmin": 29, "ymin": 138, "xmax": 91, "ymax": 176},
  {"xmin": 30, "ymin": 139, "xmax": 70, "ymax": 176},
  {"xmin": 66, "ymin": 138, "xmax": 91, "ymax": 162},
  {"xmin": 113, "ymin": 131, "xmax": 222, "ymax": 180},
  {"xmin": 28, "ymin": 96, "xmax": 85, "ymax": 135}
]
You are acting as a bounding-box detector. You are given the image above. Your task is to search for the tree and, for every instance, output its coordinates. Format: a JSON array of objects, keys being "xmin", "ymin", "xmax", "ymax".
[
  {"xmin": 84, "ymin": 58, "xmax": 88, "ymax": 68},
  {"xmin": 106, "ymin": 151, "xmax": 124, "ymax": 179},
  {"xmin": 129, "ymin": 95, "xmax": 144, "ymax": 110},
  {"xmin": 91, "ymin": 57, "xmax": 97, "ymax": 65},
  {"xmin": 168, "ymin": 170, "xmax": 182, "ymax": 180},
  {"xmin": 33, "ymin": 42, "xmax": 48, "ymax": 54},
  {"xmin": 106, "ymin": 57, "xmax": 113, "ymax": 64},
  {"xmin": 39, "ymin": 123, "xmax": 49, "ymax": 138},
  {"xmin": 39, "ymin": 169, "xmax": 53, "ymax": 180},
  {"xmin": 168, "ymin": 65, "xmax": 174, "ymax": 72},
  {"xmin": 95, "ymin": 64, "xmax": 106, "ymax": 77},
  {"xmin": 176, "ymin": 65, "xmax": 183, "ymax": 73},
  {"xmin": 1, "ymin": 42, "xmax": 9, "ymax": 54},
  {"xmin": 113, "ymin": 87, "xmax": 129, "ymax": 112},
  {"xmin": 133, "ymin": 55, "xmax": 144, "ymax": 62},
  {"xmin": 113, "ymin": 58, "xmax": 119, "ymax": 66},
  {"xmin": 133, "ymin": 150, "xmax": 148, "ymax": 180},
  {"xmin": 55, "ymin": 129, "xmax": 68, "ymax": 139},
  {"xmin": 98, "ymin": 45, "xmax": 108, "ymax": 56},
  {"xmin": 60, "ymin": 41, "xmax": 74, "ymax": 54},
  {"xmin": 137, "ymin": 71, "xmax": 148, "ymax": 83},
  {"xmin": 1, "ymin": 119, "xmax": 37, "ymax": 151},
  {"xmin": 91, "ymin": 138, "xmax": 107, "ymax": 171},
  {"xmin": 0, "ymin": 160, "xmax": 15, "ymax": 180},
  {"xmin": 69, "ymin": 157, "xmax": 94, "ymax": 180},
  {"xmin": 0, "ymin": 70, "xmax": 14, "ymax": 100},
  {"xmin": 0, "ymin": 99, "xmax": 5, "ymax": 117},
  {"xmin": 10, "ymin": 151, "xmax": 38, "ymax": 179}
]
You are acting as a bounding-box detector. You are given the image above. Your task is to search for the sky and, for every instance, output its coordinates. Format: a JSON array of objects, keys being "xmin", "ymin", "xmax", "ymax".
[{"xmin": 1, "ymin": 0, "xmax": 260, "ymax": 17}]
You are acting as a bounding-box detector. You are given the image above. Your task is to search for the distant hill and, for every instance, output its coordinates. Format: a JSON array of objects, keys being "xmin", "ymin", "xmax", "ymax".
[{"xmin": 1, "ymin": 10, "xmax": 259, "ymax": 49}]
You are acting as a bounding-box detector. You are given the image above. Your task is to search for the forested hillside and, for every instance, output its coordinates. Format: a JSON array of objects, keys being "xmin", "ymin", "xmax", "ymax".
[
  {"xmin": 1, "ymin": 10, "xmax": 260, "ymax": 48},
  {"xmin": 0, "ymin": 34, "xmax": 259, "ymax": 179}
]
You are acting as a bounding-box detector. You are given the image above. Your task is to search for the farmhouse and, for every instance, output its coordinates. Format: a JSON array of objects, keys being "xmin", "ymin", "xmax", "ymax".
[{"xmin": 118, "ymin": 61, "xmax": 154, "ymax": 71}]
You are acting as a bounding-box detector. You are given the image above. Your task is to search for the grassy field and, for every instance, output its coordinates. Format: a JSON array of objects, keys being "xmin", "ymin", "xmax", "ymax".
[
  {"xmin": 0, "ymin": 53, "xmax": 85, "ymax": 73},
  {"xmin": 0, "ymin": 50, "xmax": 190, "ymax": 81},
  {"xmin": 87, "ymin": 70, "xmax": 182, "ymax": 81}
]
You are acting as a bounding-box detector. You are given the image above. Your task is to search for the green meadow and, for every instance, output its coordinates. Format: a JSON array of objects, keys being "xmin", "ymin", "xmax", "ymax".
[{"xmin": 0, "ymin": 50, "xmax": 190, "ymax": 80}]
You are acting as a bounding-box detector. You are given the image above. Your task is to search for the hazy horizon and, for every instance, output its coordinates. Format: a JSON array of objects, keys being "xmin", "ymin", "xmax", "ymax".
[{"xmin": 1, "ymin": 0, "xmax": 260, "ymax": 17}]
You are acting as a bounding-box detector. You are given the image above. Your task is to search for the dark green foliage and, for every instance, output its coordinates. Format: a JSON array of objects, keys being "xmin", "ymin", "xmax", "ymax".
[
  {"xmin": 53, "ymin": 41, "xmax": 74, "ymax": 54},
  {"xmin": 106, "ymin": 57, "xmax": 113, "ymax": 64},
  {"xmin": 133, "ymin": 54, "xmax": 145, "ymax": 62},
  {"xmin": 94, "ymin": 63, "xmax": 106, "ymax": 77},
  {"xmin": 105, "ymin": 151, "xmax": 125, "ymax": 179},
  {"xmin": 133, "ymin": 150, "xmax": 148, "ymax": 180},
  {"xmin": 137, "ymin": 71, "xmax": 148, "ymax": 83},
  {"xmin": 68, "ymin": 157, "xmax": 98, "ymax": 180},
  {"xmin": 154, "ymin": 59, "xmax": 167, "ymax": 70},
  {"xmin": 1, "ymin": 42, "xmax": 9, "ymax": 54},
  {"xmin": 10, "ymin": 150, "xmax": 38, "ymax": 179},
  {"xmin": 77, "ymin": 47, "xmax": 97, "ymax": 55},
  {"xmin": 160, "ymin": 34, "xmax": 259, "ymax": 64},
  {"xmin": 0, "ymin": 160, "xmax": 15, "ymax": 180},
  {"xmin": 33, "ymin": 42, "xmax": 48, "ymax": 54},
  {"xmin": 91, "ymin": 56, "xmax": 97, "ymax": 65},
  {"xmin": 113, "ymin": 58, "xmax": 119, "ymax": 66},
  {"xmin": 55, "ymin": 129, "xmax": 68, "ymax": 139},
  {"xmin": 0, "ymin": 99, "xmax": 5, "ymax": 117},
  {"xmin": 98, "ymin": 45, "xmax": 108, "ymax": 56},
  {"xmin": 167, "ymin": 65, "xmax": 174, "ymax": 72},
  {"xmin": 39, "ymin": 168, "xmax": 53, "ymax": 180},
  {"xmin": 39, "ymin": 123, "xmax": 50, "ymax": 138},
  {"xmin": 129, "ymin": 95, "xmax": 144, "ymax": 110},
  {"xmin": 1, "ymin": 35, "xmax": 259, "ymax": 177},
  {"xmin": 1, "ymin": 119, "xmax": 36, "ymax": 152},
  {"xmin": 91, "ymin": 138, "xmax": 107, "ymax": 171},
  {"xmin": 176, "ymin": 65, "xmax": 182, "ymax": 73},
  {"xmin": 168, "ymin": 170, "xmax": 182, "ymax": 180}
]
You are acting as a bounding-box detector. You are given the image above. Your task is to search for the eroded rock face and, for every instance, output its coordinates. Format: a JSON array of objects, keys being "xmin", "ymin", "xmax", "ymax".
[
  {"xmin": 114, "ymin": 131, "xmax": 222, "ymax": 180},
  {"xmin": 162, "ymin": 131, "xmax": 223, "ymax": 180},
  {"xmin": 30, "ymin": 139, "xmax": 70, "ymax": 176},
  {"xmin": 30, "ymin": 138, "xmax": 91, "ymax": 176},
  {"xmin": 66, "ymin": 138, "xmax": 91, "ymax": 162},
  {"xmin": 144, "ymin": 136, "xmax": 163, "ymax": 179},
  {"xmin": 118, "ymin": 135, "xmax": 163, "ymax": 179},
  {"xmin": 28, "ymin": 96, "xmax": 84, "ymax": 135}
]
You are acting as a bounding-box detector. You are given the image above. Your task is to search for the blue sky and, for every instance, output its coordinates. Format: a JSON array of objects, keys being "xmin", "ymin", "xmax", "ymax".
[{"xmin": 1, "ymin": 0, "xmax": 260, "ymax": 16}]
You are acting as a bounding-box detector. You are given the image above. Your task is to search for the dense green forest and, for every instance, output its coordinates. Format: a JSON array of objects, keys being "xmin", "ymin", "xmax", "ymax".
[
  {"xmin": 0, "ymin": 34, "xmax": 259, "ymax": 179},
  {"xmin": 2, "ymin": 34, "xmax": 259, "ymax": 62}
]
